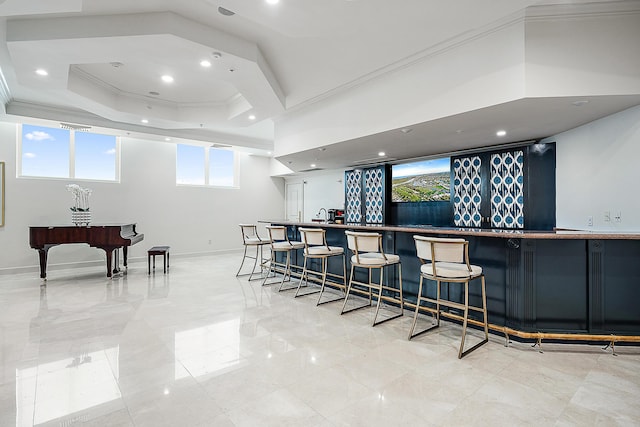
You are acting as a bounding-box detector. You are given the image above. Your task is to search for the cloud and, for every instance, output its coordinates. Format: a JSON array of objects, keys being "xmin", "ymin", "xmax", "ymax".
[
  {"xmin": 25, "ymin": 131, "xmax": 54, "ymax": 141},
  {"xmin": 104, "ymin": 148, "xmax": 116, "ymax": 155},
  {"xmin": 23, "ymin": 152, "xmax": 36, "ymax": 158}
]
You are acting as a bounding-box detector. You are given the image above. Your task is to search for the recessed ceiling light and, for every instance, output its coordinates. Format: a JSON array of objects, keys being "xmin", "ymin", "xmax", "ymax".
[
  {"xmin": 141, "ymin": 119, "xmax": 149, "ymax": 124},
  {"xmin": 212, "ymin": 52, "xmax": 222, "ymax": 59},
  {"xmin": 496, "ymin": 130, "xmax": 507, "ymax": 137},
  {"xmin": 248, "ymin": 115, "xmax": 256, "ymax": 120},
  {"xmin": 110, "ymin": 62, "xmax": 123, "ymax": 68},
  {"xmin": 310, "ymin": 163, "xmax": 316, "ymax": 168},
  {"xmin": 35, "ymin": 69, "xmax": 48, "ymax": 76},
  {"xmin": 200, "ymin": 60, "xmax": 212, "ymax": 68},
  {"xmin": 165, "ymin": 137, "xmax": 171, "ymax": 141},
  {"xmin": 400, "ymin": 128, "xmax": 413, "ymax": 134},
  {"xmin": 318, "ymin": 147, "xmax": 326, "ymax": 152},
  {"xmin": 228, "ymin": 68, "xmax": 235, "ymax": 73},
  {"xmin": 378, "ymin": 151, "xmax": 386, "ymax": 157},
  {"xmin": 161, "ymin": 75, "xmax": 174, "ymax": 83},
  {"xmin": 266, "ymin": 0, "xmax": 280, "ymax": 4}
]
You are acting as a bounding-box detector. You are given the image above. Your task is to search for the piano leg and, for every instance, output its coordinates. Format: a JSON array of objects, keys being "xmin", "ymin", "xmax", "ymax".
[
  {"xmin": 37, "ymin": 248, "xmax": 49, "ymax": 280},
  {"xmin": 105, "ymin": 248, "xmax": 114, "ymax": 278},
  {"xmin": 123, "ymin": 246, "xmax": 128, "ymax": 268},
  {"xmin": 113, "ymin": 249, "xmax": 121, "ymax": 275}
]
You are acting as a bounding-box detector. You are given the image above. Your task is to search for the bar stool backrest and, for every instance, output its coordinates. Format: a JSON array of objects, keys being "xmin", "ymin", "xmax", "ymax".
[
  {"xmin": 299, "ymin": 228, "xmax": 327, "ymax": 247},
  {"xmin": 414, "ymin": 236, "xmax": 467, "ymax": 264},
  {"xmin": 346, "ymin": 231, "xmax": 384, "ymax": 264},
  {"xmin": 266, "ymin": 225, "xmax": 287, "ymax": 242},
  {"xmin": 239, "ymin": 224, "xmax": 262, "ymax": 243},
  {"xmin": 345, "ymin": 231, "xmax": 381, "ymax": 253}
]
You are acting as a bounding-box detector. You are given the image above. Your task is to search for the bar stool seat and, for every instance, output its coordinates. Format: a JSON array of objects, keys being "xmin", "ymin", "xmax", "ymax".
[
  {"xmin": 421, "ymin": 262, "xmax": 482, "ymax": 278},
  {"xmin": 353, "ymin": 252, "xmax": 400, "ymax": 265},
  {"xmin": 410, "ymin": 235, "xmax": 489, "ymax": 359},
  {"xmin": 341, "ymin": 231, "xmax": 404, "ymax": 326},
  {"xmin": 306, "ymin": 246, "xmax": 344, "ymax": 256}
]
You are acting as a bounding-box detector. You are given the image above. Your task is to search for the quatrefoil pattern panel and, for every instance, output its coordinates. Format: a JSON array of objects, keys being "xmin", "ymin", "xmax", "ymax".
[
  {"xmin": 345, "ymin": 170, "xmax": 362, "ymax": 223},
  {"xmin": 491, "ymin": 151, "xmax": 524, "ymax": 229},
  {"xmin": 365, "ymin": 167, "xmax": 385, "ymax": 224},
  {"xmin": 453, "ymin": 156, "xmax": 482, "ymax": 227}
]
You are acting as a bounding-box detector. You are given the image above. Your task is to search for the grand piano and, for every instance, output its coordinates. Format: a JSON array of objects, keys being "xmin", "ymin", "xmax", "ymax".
[{"xmin": 29, "ymin": 224, "xmax": 144, "ymax": 279}]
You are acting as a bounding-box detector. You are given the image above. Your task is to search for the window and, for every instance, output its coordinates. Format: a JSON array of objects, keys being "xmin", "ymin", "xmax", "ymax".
[
  {"xmin": 176, "ymin": 144, "xmax": 237, "ymax": 187},
  {"xmin": 19, "ymin": 124, "xmax": 119, "ymax": 181}
]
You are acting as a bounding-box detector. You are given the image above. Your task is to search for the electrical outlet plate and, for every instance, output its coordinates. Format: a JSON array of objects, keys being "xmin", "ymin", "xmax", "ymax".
[
  {"xmin": 604, "ymin": 211, "xmax": 611, "ymax": 222},
  {"xmin": 614, "ymin": 211, "xmax": 622, "ymax": 222},
  {"xmin": 588, "ymin": 216, "xmax": 593, "ymax": 226}
]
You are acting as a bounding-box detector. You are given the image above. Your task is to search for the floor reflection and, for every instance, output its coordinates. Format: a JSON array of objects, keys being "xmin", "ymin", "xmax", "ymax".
[
  {"xmin": 16, "ymin": 347, "xmax": 120, "ymax": 426},
  {"xmin": 175, "ymin": 319, "xmax": 242, "ymax": 379}
]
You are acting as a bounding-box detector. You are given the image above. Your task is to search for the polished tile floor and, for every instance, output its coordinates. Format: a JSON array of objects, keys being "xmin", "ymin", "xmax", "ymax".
[{"xmin": 1, "ymin": 253, "xmax": 640, "ymax": 426}]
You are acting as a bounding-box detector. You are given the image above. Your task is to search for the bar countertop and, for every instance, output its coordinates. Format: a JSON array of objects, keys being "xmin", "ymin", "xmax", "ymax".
[{"xmin": 260, "ymin": 220, "xmax": 640, "ymax": 240}]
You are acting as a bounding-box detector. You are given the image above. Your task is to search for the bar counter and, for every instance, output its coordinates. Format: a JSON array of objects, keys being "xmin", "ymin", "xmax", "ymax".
[
  {"xmin": 262, "ymin": 220, "xmax": 640, "ymax": 346},
  {"xmin": 263, "ymin": 220, "xmax": 640, "ymax": 240}
]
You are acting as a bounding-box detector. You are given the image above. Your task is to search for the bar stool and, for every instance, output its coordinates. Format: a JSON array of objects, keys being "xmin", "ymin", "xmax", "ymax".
[
  {"xmin": 341, "ymin": 231, "xmax": 404, "ymax": 326},
  {"xmin": 236, "ymin": 224, "xmax": 270, "ymax": 281},
  {"xmin": 410, "ymin": 235, "xmax": 489, "ymax": 358},
  {"xmin": 296, "ymin": 227, "xmax": 346, "ymax": 305},
  {"xmin": 262, "ymin": 225, "xmax": 305, "ymax": 289}
]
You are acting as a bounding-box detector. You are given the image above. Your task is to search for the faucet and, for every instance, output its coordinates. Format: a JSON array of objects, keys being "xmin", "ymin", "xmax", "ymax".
[{"xmin": 317, "ymin": 208, "xmax": 327, "ymax": 221}]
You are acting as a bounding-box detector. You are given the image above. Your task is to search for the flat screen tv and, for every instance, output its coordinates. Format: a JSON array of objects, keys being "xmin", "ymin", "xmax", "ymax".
[{"xmin": 391, "ymin": 157, "xmax": 451, "ymax": 202}]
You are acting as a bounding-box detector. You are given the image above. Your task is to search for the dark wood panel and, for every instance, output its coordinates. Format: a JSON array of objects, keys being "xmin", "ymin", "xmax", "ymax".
[
  {"xmin": 597, "ymin": 240, "xmax": 640, "ymax": 333},
  {"xmin": 533, "ymin": 239, "xmax": 588, "ymax": 332}
]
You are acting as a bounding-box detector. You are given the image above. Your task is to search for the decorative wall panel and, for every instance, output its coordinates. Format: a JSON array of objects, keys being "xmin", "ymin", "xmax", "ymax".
[
  {"xmin": 453, "ymin": 156, "xmax": 482, "ymax": 227},
  {"xmin": 491, "ymin": 151, "xmax": 524, "ymax": 229},
  {"xmin": 345, "ymin": 170, "xmax": 362, "ymax": 223},
  {"xmin": 364, "ymin": 167, "xmax": 385, "ymax": 224}
]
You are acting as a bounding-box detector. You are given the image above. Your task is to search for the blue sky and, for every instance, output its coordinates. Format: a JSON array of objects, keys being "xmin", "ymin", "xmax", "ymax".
[
  {"xmin": 209, "ymin": 148, "xmax": 234, "ymax": 186},
  {"xmin": 392, "ymin": 157, "xmax": 450, "ymax": 178},
  {"xmin": 22, "ymin": 125, "xmax": 70, "ymax": 177},
  {"xmin": 176, "ymin": 145, "xmax": 235, "ymax": 186},
  {"xmin": 75, "ymin": 131, "xmax": 116, "ymax": 180},
  {"xmin": 176, "ymin": 144, "xmax": 205, "ymax": 185}
]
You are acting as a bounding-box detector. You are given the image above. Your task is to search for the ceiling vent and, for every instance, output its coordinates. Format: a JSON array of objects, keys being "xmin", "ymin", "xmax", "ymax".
[
  {"xmin": 218, "ymin": 6, "xmax": 235, "ymax": 16},
  {"xmin": 60, "ymin": 122, "xmax": 91, "ymax": 132},
  {"xmin": 350, "ymin": 157, "xmax": 397, "ymax": 166}
]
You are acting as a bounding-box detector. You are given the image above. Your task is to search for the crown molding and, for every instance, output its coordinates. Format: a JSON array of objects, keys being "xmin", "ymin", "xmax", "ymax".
[
  {"xmin": 0, "ymin": 67, "xmax": 11, "ymax": 107},
  {"xmin": 5, "ymin": 99, "xmax": 273, "ymax": 149}
]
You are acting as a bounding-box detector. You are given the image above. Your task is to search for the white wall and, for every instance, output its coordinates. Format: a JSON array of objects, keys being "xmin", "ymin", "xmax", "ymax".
[
  {"xmin": 555, "ymin": 105, "xmax": 640, "ymax": 231},
  {"xmin": 0, "ymin": 121, "xmax": 285, "ymax": 273},
  {"xmin": 274, "ymin": 20, "xmax": 527, "ymax": 156},
  {"xmin": 525, "ymin": 8, "xmax": 640, "ymax": 97},
  {"xmin": 274, "ymin": 7, "xmax": 640, "ymax": 158},
  {"xmin": 284, "ymin": 169, "xmax": 345, "ymax": 222}
]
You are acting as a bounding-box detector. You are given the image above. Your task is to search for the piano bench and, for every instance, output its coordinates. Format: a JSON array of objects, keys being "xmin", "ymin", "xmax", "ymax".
[{"xmin": 148, "ymin": 246, "xmax": 170, "ymax": 274}]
